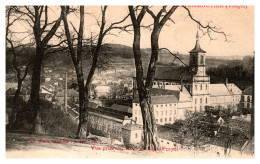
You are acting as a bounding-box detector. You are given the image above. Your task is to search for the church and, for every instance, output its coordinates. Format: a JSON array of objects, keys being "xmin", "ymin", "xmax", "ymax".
[{"xmin": 132, "ymin": 32, "xmax": 242, "ymax": 125}]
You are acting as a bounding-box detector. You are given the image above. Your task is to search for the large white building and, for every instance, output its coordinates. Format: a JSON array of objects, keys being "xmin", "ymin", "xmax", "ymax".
[{"xmin": 132, "ymin": 32, "xmax": 242, "ymax": 125}]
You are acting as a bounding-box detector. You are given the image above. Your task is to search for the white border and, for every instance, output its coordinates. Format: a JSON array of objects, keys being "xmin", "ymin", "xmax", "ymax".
[{"xmin": 0, "ymin": 0, "xmax": 259, "ymax": 164}]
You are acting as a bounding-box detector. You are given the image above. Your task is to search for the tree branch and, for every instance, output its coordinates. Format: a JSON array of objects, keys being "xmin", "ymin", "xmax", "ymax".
[{"xmin": 182, "ymin": 6, "xmax": 229, "ymax": 41}]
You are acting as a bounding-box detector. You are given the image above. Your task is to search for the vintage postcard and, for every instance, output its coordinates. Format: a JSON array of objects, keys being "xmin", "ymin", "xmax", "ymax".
[{"xmin": 4, "ymin": 3, "xmax": 255, "ymax": 159}]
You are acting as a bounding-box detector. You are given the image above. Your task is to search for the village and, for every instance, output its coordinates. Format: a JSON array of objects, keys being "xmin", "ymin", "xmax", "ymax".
[{"xmin": 5, "ymin": 32, "xmax": 254, "ymax": 157}]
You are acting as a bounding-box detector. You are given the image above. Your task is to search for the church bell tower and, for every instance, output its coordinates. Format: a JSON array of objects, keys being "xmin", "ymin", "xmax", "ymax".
[{"xmin": 189, "ymin": 31, "xmax": 210, "ymax": 112}]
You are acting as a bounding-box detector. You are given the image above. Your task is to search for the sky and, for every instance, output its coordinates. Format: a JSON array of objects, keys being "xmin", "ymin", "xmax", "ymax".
[
  {"xmin": 98, "ymin": 6, "xmax": 254, "ymax": 57},
  {"xmin": 9, "ymin": 6, "xmax": 254, "ymax": 57}
]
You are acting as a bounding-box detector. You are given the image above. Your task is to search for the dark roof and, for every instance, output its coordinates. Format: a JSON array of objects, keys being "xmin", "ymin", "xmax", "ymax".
[
  {"xmin": 88, "ymin": 106, "xmax": 132, "ymax": 120},
  {"xmin": 133, "ymin": 95, "xmax": 179, "ymax": 104},
  {"xmin": 243, "ymin": 86, "xmax": 253, "ymax": 95},
  {"xmin": 133, "ymin": 88, "xmax": 179, "ymax": 104},
  {"xmin": 189, "ymin": 32, "xmax": 206, "ymax": 53},
  {"xmin": 122, "ymin": 123, "xmax": 142, "ymax": 131},
  {"xmin": 110, "ymin": 104, "xmax": 132, "ymax": 114},
  {"xmin": 134, "ymin": 66, "xmax": 191, "ymax": 81}
]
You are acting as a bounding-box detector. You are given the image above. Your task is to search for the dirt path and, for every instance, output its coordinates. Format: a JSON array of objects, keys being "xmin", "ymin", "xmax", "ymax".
[{"xmin": 6, "ymin": 132, "xmax": 253, "ymax": 158}]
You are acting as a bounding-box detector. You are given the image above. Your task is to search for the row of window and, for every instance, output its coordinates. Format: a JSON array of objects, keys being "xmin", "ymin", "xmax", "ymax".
[
  {"xmin": 194, "ymin": 84, "xmax": 208, "ymax": 91},
  {"xmin": 134, "ymin": 103, "xmax": 176, "ymax": 107},
  {"xmin": 153, "ymin": 82, "xmax": 177, "ymax": 85},
  {"xmin": 135, "ymin": 117, "xmax": 176, "ymax": 124},
  {"xmin": 156, "ymin": 117, "xmax": 176, "ymax": 123},
  {"xmin": 134, "ymin": 109, "xmax": 177, "ymax": 116},
  {"xmin": 195, "ymin": 97, "xmax": 208, "ymax": 104}
]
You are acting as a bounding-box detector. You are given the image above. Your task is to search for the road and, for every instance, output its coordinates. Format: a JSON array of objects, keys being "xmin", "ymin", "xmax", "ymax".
[{"xmin": 6, "ymin": 132, "xmax": 253, "ymax": 158}]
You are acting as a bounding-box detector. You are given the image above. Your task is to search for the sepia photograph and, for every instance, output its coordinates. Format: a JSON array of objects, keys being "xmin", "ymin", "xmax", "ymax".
[{"xmin": 4, "ymin": 3, "xmax": 255, "ymax": 159}]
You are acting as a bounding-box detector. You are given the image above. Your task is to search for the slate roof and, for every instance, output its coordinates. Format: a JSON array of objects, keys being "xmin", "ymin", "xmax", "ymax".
[
  {"xmin": 133, "ymin": 88, "xmax": 179, "ymax": 104},
  {"xmin": 243, "ymin": 86, "xmax": 253, "ymax": 95},
  {"xmin": 164, "ymin": 85, "xmax": 192, "ymax": 102},
  {"xmin": 226, "ymin": 83, "xmax": 242, "ymax": 95},
  {"xmin": 134, "ymin": 66, "xmax": 192, "ymax": 81},
  {"xmin": 209, "ymin": 84, "xmax": 231, "ymax": 96},
  {"xmin": 122, "ymin": 123, "xmax": 142, "ymax": 131},
  {"xmin": 110, "ymin": 104, "xmax": 132, "ymax": 114},
  {"xmin": 88, "ymin": 106, "xmax": 132, "ymax": 120},
  {"xmin": 189, "ymin": 32, "xmax": 206, "ymax": 53}
]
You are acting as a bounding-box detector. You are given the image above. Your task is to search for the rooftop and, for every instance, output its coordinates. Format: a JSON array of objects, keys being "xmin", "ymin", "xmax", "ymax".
[
  {"xmin": 243, "ymin": 86, "xmax": 253, "ymax": 95},
  {"xmin": 110, "ymin": 104, "xmax": 132, "ymax": 114},
  {"xmin": 209, "ymin": 84, "xmax": 231, "ymax": 96},
  {"xmin": 134, "ymin": 66, "xmax": 191, "ymax": 81},
  {"xmin": 189, "ymin": 31, "xmax": 206, "ymax": 53},
  {"xmin": 122, "ymin": 123, "xmax": 142, "ymax": 131}
]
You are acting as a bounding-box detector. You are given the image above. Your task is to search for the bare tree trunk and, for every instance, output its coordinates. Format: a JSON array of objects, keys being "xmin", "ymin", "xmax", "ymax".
[
  {"xmin": 9, "ymin": 79, "xmax": 23, "ymax": 128},
  {"xmin": 30, "ymin": 47, "xmax": 44, "ymax": 133},
  {"xmin": 128, "ymin": 6, "xmax": 160, "ymax": 149},
  {"xmin": 76, "ymin": 67, "xmax": 89, "ymax": 138}
]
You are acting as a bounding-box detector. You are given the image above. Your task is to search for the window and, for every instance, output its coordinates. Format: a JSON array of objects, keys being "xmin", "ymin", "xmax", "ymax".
[
  {"xmin": 161, "ymin": 111, "xmax": 163, "ymax": 116},
  {"xmin": 247, "ymin": 96, "xmax": 250, "ymax": 102},
  {"xmin": 195, "ymin": 85, "xmax": 197, "ymax": 90},
  {"xmin": 135, "ymin": 133, "xmax": 138, "ymax": 138},
  {"xmin": 156, "ymin": 119, "xmax": 158, "ymax": 123},
  {"xmin": 161, "ymin": 105, "xmax": 163, "ymax": 107},
  {"xmin": 160, "ymin": 118, "xmax": 163, "ymax": 123},
  {"xmin": 170, "ymin": 110, "xmax": 172, "ymax": 115},
  {"xmin": 170, "ymin": 104, "xmax": 172, "ymax": 106},
  {"xmin": 247, "ymin": 103, "xmax": 250, "ymax": 108},
  {"xmin": 200, "ymin": 98, "xmax": 202, "ymax": 104},
  {"xmin": 174, "ymin": 104, "xmax": 176, "ymax": 106},
  {"xmin": 174, "ymin": 109, "xmax": 176, "ymax": 114},
  {"xmin": 169, "ymin": 117, "xmax": 172, "ymax": 121},
  {"xmin": 195, "ymin": 98, "xmax": 197, "ymax": 104},
  {"xmin": 135, "ymin": 103, "xmax": 137, "ymax": 106},
  {"xmin": 165, "ymin": 110, "xmax": 167, "ymax": 115},
  {"xmin": 205, "ymin": 98, "xmax": 208, "ymax": 104},
  {"xmin": 167, "ymin": 142, "xmax": 169, "ymax": 144},
  {"xmin": 206, "ymin": 84, "xmax": 208, "ymax": 90},
  {"xmin": 165, "ymin": 104, "xmax": 167, "ymax": 107},
  {"xmin": 200, "ymin": 84, "xmax": 202, "ymax": 90},
  {"xmin": 135, "ymin": 117, "xmax": 137, "ymax": 122},
  {"xmin": 156, "ymin": 105, "xmax": 158, "ymax": 107},
  {"xmin": 153, "ymin": 82, "xmax": 156, "ymax": 85},
  {"xmin": 165, "ymin": 118, "xmax": 167, "ymax": 122}
]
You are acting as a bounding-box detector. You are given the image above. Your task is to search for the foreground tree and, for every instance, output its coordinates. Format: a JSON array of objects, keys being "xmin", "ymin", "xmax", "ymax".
[
  {"xmin": 13, "ymin": 6, "xmax": 64, "ymax": 132},
  {"xmin": 128, "ymin": 6, "xmax": 228, "ymax": 149},
  {"xmin": 6, "ymin": 6, "xmax": 33, "ymax": 127},
  {"xmin": 128, "ymin": 6, "xmax": 177, "ymax": 149},
  {"xmin": 62, "ymin": 6, "xmax": 129, "ymax": 138}
]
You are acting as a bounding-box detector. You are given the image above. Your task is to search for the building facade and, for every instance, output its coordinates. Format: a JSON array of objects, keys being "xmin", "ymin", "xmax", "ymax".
[{"xmin": 132, "ymin": 31, "xmax": 242, "ymax": 125}]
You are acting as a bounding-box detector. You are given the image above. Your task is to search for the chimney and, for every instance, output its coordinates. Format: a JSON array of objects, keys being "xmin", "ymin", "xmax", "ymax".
[{"xmin": 225, "ymin": 78, "xmax": 228, "ymax": 86}]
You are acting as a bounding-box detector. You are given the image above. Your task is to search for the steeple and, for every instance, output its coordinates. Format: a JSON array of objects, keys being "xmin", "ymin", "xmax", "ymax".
[{"xmin": 189, "ymin": 31, "xmax": 206, "ymax": 53}]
